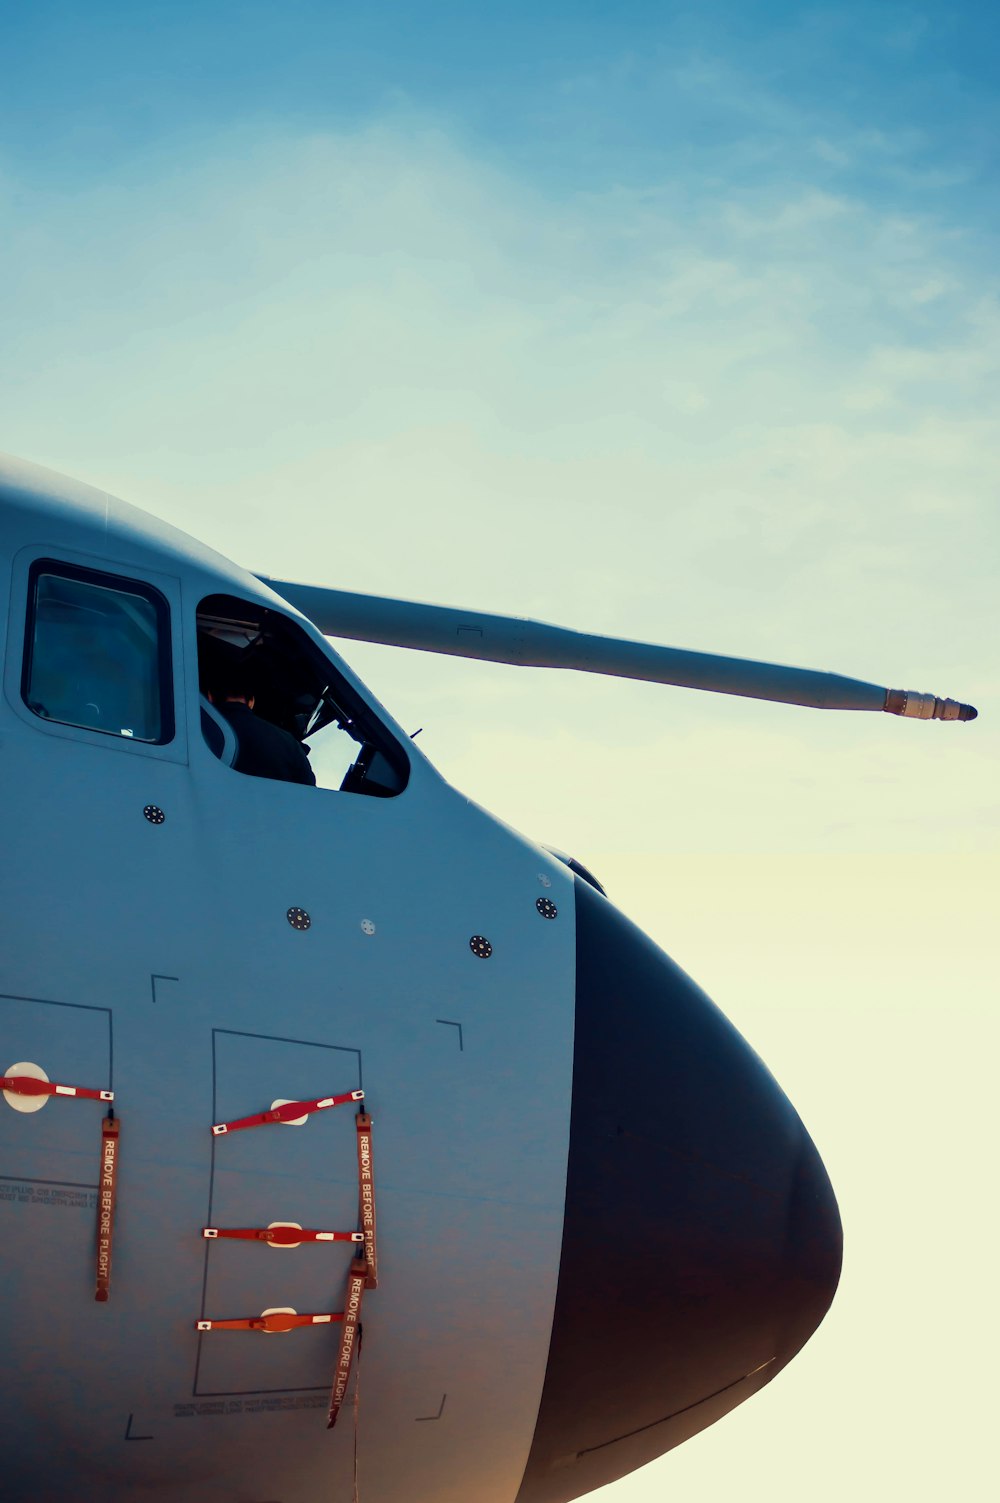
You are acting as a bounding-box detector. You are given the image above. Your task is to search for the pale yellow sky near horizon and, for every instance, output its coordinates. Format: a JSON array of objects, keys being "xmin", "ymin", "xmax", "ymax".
[{"xmin": 557, "ymin": 851, "xmax": 997, "ymax": 1502}]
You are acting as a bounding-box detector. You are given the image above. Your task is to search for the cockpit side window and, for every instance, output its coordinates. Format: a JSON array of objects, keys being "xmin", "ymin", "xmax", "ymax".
[
  {"xmin": 197, "ymin": 593, "xmax": 409, "ymax": 797},
  {"xmin": 22, "ymin": 560, "xmax": 174, "ymax": 744}
]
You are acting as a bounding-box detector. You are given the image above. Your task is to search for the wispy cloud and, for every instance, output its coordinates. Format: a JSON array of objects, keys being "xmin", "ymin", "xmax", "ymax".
[{"xmin": 2, "ymin": 117, "xmax": 994, "ymax": 593}]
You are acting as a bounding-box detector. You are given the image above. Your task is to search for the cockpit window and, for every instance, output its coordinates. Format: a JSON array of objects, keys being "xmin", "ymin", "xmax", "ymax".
[
  {"xmin": 197, "ymin": 593, "xmax": 408, "ymax": 797},
  {"xmin": 22, "ymin": 561, "xmax": 173, "ymax": 744}
]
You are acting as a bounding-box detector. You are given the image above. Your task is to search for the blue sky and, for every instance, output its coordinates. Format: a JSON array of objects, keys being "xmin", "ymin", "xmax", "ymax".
[
  {"xmin": 3, "ymin": 2, "xmax": 998, "ymax": 219},
  {"xmin": 2, "ymin": 7, "xmax": 997, "ymax": 1501}
]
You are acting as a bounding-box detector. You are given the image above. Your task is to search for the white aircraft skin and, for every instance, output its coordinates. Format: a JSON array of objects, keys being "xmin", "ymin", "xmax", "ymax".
[
  {"xmin": 3, "ymin": 451, "xmax": 966, "ymax": 1502},
  {"xmin": 1, "ymin": 455, "xmax": 577, "ymax": 1501}
]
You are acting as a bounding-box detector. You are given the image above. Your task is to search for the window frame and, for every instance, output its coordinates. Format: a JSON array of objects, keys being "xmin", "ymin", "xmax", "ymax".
[{"xmin": 21, "ymin": 556, "xmax": 176, "ymax": 746}]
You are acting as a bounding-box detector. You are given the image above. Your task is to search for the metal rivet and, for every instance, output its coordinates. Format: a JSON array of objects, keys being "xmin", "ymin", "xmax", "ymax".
[
  {"xmin": 286, "ymin": 907, "xmax": 311, "ymax": 931},
  {"xmin": 537, "ymin": 873, "xmax": 552, "ymax": 888},
  {"xmin": 361, "ymin": 919, "xmax": 376, "ymax": 935},
  {"xmin": 469, "ymin": 935, "xmax": 493, "ymax": 959},
  {"xmin": 536, "ymin": 897, "xmax": 558, "ymax": 920},
  {"xmin": 143, "ymin": 805, "xmax": 165, "ymax": 825}
]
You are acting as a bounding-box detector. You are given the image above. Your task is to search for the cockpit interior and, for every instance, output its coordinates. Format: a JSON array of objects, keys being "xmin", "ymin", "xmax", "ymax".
[{"xmin": 196, "ymin": 593, "xmax": 408, "ymax": 797}]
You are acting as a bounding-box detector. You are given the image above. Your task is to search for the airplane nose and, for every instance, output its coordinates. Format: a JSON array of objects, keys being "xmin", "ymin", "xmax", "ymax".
[{"xmin": 516, "ymin": 877, "xmax": 843, "ymax": 1503}]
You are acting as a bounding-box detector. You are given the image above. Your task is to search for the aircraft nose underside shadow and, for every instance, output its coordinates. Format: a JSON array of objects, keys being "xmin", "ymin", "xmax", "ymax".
[{"xmin": 516, "ymin": 877, "xmax": 843, "ymax": 1503}]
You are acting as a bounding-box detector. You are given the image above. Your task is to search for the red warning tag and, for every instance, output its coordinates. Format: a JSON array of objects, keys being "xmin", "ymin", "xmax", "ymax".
[
  {"xmin": 2, "ymin": 1074, "xmax": 113, "ymax": 1103},
  {"xmin": 198, "ymin": 1310, "xmax": 345, "ymax": 1333},
  {"xmin": 356, "ymin": 1113, "xmax": 378, "ymax": 1289},
  {"xmin": 95, "ymin": 1114, "xmax": 120, "ymax": 1302},
  {"xmin": 202, "ymin": 1226, "xmax": 364, "ymax": 1245},
  {"xmin": 212, "ymin": 1089, "xmax": 364, "ymax": 1135},
  {"xmin": 327, "ymin": 1259, "xmax": 368, "ymax": 1428}
]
